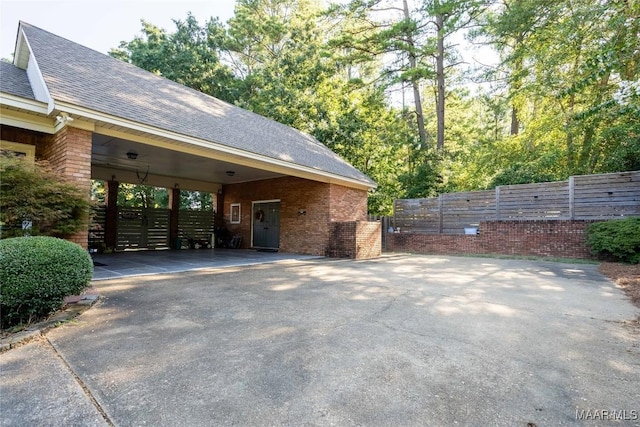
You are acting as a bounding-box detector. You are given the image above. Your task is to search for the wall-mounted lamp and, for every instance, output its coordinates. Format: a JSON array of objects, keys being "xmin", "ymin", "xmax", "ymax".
[
  {"xmin": 55, "ymin": 112, "xmax": 74, "ymax": 125},
  {"xmin": 126, "ymin": 151, "xmax": 138, "ymax": 160},
  {"xmin": 298, "ymin": 209, "xmax": 307, "ymax": 216},
  {"xmin": 226, "ymin": 170, "xmax": 235, "ymax": 177}
]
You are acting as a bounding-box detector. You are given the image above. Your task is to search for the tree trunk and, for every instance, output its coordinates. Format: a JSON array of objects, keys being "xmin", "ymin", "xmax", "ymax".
[
  {"xmin": 436, "ymin": 11, "xmax": 445, "ymax": 150},
  {"xmin": 510, "ymin": 106, "xmax": 519, "ymax": 136},
  {"xmin": 510, "ymin": 34, "xmax": 524, "ymax": 136},
  {"xmin": 403, "ymin": 0, "xmax": 428, "ymax": 147}
]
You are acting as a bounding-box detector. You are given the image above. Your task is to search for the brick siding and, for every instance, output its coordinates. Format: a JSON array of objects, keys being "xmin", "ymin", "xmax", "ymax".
[
  {"xmin": 42, "ymin": 127, "xmax": 92, "ymax": 248},
  {"xmin": 223, "ymin": 177, "xmax": 376, "ymax": 257},
  {"xmin": 1, "ymin": 125, "xmax": 92, "ymax": 248},
  {"xmin": 327, "ymin": 221, "xmax": 381, "ymax": 259},
  {"xmin": 1, "ymin": 125, "xmax": 45, "ymax": 147},
  {"xmin": 387, "ymin": 220, "xmax": 597, "ymax": 259}
]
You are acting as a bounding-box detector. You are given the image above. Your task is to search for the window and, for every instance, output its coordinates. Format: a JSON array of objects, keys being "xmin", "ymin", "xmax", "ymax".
[
  {"xmin": 0, "ymin": 140, "xmax": 35, "ymax": 163},
  {"xmin": 230, "ymin": 203, "xmax": 241, "ymax": 224}
]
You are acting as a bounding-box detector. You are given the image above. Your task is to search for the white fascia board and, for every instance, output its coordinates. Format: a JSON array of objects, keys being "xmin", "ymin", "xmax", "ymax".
[
  {"xmin": 0, "ymin": 92, "xmax": 49, "ymax": 114},
  {"xmin": 0, "ymin": 95, "xmax": 54, "ymax": 133},
  {"xmin": 19, "ymin": 28, "xmax": 55, "ymax": 114},
  {"xmin": 13, "ymin": 27, "xmax": 29, "ymax": 69},
  {"xmin": 55, "ymin": 101, "xmax": 376, "ymax": 190}
]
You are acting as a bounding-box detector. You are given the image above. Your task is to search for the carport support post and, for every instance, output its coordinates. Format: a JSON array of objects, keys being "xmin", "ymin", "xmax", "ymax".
[
  {"xmin": 105, "ymin": 179, "xmax": 119, "ymax": 251},
  {"xmin": 169, "ymin": 187, "xmax": 180, "ymax": 249}
]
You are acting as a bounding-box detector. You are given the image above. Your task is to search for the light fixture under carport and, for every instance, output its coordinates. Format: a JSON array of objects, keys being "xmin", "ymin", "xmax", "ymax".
[
  {"xmin": 126, "ymin": 151, "xmax": 138, "ymax": 160},
  {"xmin": 226, "ymin": 170, "xmax": 235, "ymax": 177}
]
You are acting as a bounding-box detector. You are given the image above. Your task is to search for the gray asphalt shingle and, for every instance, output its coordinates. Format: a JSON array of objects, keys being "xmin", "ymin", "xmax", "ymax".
[
  {"xmin": 17, "ymin": 22, "xmax": 374, "ymax": 186},
  {"xmin": 0, "ymin": 61, "xmax": 34, "ymax": 100}
]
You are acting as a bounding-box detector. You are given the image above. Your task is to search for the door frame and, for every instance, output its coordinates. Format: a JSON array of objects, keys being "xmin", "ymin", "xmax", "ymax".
[{"xmin": 251, "ymin": 199, "xmax": 281, "ymax": 249}]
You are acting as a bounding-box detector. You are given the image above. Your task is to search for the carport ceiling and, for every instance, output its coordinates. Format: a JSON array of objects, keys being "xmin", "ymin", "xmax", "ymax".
[{"xmin": 92, "ymin": 133, "xmax": 283, "ymax": 185}]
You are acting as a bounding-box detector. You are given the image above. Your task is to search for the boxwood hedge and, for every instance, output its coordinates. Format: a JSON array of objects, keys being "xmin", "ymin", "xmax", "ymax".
[
  {"xmin": 586, "ymin": 217, "xmax": 640, "ymax": 264},
  {"xmin": 0, "ymin": 236, "xmax": 93, "ymax": 328}
]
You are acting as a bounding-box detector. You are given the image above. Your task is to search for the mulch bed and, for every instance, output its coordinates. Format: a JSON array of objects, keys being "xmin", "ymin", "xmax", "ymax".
[{"xmin": 599, "ymin": 262, "xmax": 640, "ymax": 309}]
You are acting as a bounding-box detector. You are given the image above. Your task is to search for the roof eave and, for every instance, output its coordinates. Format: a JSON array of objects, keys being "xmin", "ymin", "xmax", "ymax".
[
  {"xmin": 0, "ymin": 92, "xmax": 53, "ymax": 133},
  {"xmin": 53, "ymin": 100, "xmax": 376, "ymax": 190}
]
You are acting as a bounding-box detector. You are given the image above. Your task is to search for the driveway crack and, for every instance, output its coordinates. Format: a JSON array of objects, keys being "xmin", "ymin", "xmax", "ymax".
[{"xmin": 43, "ymin": 336, "xmax": 114, "ymax": 427}]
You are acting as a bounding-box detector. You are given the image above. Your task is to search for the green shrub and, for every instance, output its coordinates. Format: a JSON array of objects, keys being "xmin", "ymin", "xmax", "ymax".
[
  {"xmin": 0, "ymin": 156, "xmax": 90, "ymax": 239},
  {"xmin": 586, "ymin": 218, "xmax": 640, "ymax": 264},
  {"xmin": 0, "ymin": 236, "xmax": 93, "ymax": 328}
]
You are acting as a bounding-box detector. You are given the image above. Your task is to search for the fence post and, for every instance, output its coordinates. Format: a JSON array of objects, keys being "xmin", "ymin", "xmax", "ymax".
[
  {"xmin": 568, "ymin": 176, "xmax": 575, "ymax": 220},
  {"xmin": 392, "ymin": 200, "xmax": 397, "ymax": 231},
  {"xmin": 495, "ymin": 186, "xmax": 501, "ymax": 220},
  {"xmin": 382, "ymin": 216, "xmax": 389, "ymax": 250},
  {"xmin": 438, "ymin": 195, "xmax": 444, "ymax": 234}
]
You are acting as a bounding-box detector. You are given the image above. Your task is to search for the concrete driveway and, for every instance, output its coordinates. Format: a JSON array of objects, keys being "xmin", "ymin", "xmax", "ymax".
[{"xmin": 1, "ymin": 255, "xmax": 639, "ymax": 426}]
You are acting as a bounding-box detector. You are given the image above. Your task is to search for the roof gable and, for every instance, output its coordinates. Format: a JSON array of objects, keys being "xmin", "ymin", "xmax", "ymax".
[{"xmin": 15, "ymin": 22, "xmax": 375, "ymax": 187}]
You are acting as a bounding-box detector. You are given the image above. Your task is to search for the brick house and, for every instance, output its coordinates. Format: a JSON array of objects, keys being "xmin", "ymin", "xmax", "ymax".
[{"xmin": 0, "ymin": 22, "xmax": 381, "ymax": 259}]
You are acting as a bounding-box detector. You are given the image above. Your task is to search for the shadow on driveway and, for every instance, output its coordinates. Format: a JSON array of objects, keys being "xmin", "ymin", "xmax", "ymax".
[
  {"xmin": 91, "ymin": 248, "xmax": 321, "ymax": 280},
  {"xmin": 2, "ymin": 254, "xmax": 639, "ymax": 426}
]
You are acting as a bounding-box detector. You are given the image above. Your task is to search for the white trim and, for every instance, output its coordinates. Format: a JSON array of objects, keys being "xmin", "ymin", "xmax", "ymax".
[
  {"xmin": 0, "ymin": 93, "xmax": 49, "ymax": 114},
  {"xmin": 1, "ymin": 140, "xmax": 35, "ymax": 163},
  {"xmin": 229, "ymin": 203, "xmax": 241, "ymax": 224},
  {"xmin": 0, "ymin": 105, "xmax": 55, "ymax": 134},
  {"xmin": 13, "ymin": 26, "xmax": 29, "ymax": 69},
  {"xmin": 19, "ymin": 27, "xmax": 54, "ymax": 114},
  {"xmin": 252, "ymin": 199, "xmax": 281, "ymax": 204}
]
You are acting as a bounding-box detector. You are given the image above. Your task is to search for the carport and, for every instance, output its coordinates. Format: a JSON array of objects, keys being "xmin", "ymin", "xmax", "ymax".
[{"xmin": 0, "ymin": 22, "xmax": 380, "ymax": 258}]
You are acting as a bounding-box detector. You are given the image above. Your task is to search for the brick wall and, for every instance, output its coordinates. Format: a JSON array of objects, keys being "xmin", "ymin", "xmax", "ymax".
[
  {"xmin": 1, "ymin": 125, "xmax": 93, "ymax": 248},
  {"xmin": 329, "ymin": 184, "xmax": 368, "ymax": 221},
  {"xmin": 387, "ymin": 220, "xmax": 597, "ymax": 259},
  {"xmin": 1, "ymin": 125, "xmax": 46, "ymax": 147},
  {"xmin": 42, "ymin": 127, "xmax": 92, "ymax": 248},
  {"xmin": 326, "ymin": 221, "xmax": 381, "ymax": 259},
  {"xmin": 355, "ymin": 221, "xmax": 382, "ymax": 259},
  {"xmin": 222, "ymin": 177, "xmax": 372, "ymax": 256}
]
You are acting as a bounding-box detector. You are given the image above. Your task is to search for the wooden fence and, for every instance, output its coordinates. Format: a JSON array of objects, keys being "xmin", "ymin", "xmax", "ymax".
[
  {"xmin": 89, "ymin": 206, "xmax": 214, "ymax": 250},
  {"xmin": 393, "ymin": 171, "xmax": 640, "ymax": 234}
]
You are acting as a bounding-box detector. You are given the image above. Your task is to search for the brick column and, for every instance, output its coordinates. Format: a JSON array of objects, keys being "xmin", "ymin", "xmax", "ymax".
[{"xmin": 41, "ymin": 126, "xmax": 92, "ymax": 248}]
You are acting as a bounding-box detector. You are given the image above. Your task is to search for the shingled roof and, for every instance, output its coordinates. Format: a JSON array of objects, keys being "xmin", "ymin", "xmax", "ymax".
[
  {"xmin": 6, "ymin": 22, "xmax": 375, "ymax": 188},
  {"xmin": 0, "ymin": 61, "xmax": 34, "ymax": 100}
]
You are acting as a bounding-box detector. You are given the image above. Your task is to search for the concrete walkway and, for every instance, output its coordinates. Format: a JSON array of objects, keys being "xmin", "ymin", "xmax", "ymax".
[{"xmin": 1, "ymin": 255, "xmax": 639, "ymax": 426}]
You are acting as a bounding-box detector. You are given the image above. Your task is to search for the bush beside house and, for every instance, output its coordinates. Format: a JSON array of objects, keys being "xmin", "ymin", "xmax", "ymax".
[
  {"xmin": 0, "ymin": 156, "xmax": 90, "ymax": 239},
  {"xmin": 0, "ymin": 236, "xmax": 93, "ymax": 328}
]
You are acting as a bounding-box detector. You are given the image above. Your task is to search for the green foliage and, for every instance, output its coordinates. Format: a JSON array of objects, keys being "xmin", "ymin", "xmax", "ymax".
[
  {"xmin": 111, "ymin": 14, "xmax": 237, "ymax": 102},
  {"xmin": 0, "ymin": 156, "xmax": 90, "ymax": 239},
  {"xmin": 0, "ymin": 236, "xmax": 93, "ymax": 328},
  {"xmin": 487, "ymin": 160, "xmax": 557, "ymax": 189},
  {"xmin": 117, "ymin": 183, "xmax": 168, "ymax": 209},
  {"xmin": 110, "ymin": 0, "xmax": 639, "ymax": 215},
  {"xmin": 586, "ymin": 218, "xmax": 640, "ymax": 264}
]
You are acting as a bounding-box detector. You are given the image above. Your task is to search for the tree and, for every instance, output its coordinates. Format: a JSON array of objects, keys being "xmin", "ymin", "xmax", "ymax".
[
  {"xmin": 478, "ymin": 0, "xmax": 640, "ymax": 179},
  {"xmin": 422, "ymin": 0, "xmax": 488, "ymax": 150},
  {"xmin": 0, "ymin": 156, "xmax": 90, "ymax": 238},
  {"xmin": 328, "ymin": 0, "xmax": 433, "ymax": 147},
  {"xmin": 110, "ymin": 13, "xmax": 238, "ymax": 102}
]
